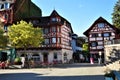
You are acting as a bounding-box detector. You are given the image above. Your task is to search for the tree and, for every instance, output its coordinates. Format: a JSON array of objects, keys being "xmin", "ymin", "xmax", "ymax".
[
  {"xmin": 76, "ymin": 37, "xmax": 85, "ymax": 47},
  {"xmin": 82, "ymin": 43, "xmax": 89, "ymax": 62},
  {"xmin": 0, "ymin": 28, "xmax": 8, "ymax": 49},
  {"xmin": 112, "ymin": 0, "xmax": 120, "ymax": 28},
  {"xmin": 8, "ymin": 20, "xmax": 44, "ymax": 49},
  {"xmin": 82, "ymin": 43, "xmax": 88, "ymax": 51},
  {"xmin": 82, "ymin": 43, "xmax": 89, "ymax": 56}
]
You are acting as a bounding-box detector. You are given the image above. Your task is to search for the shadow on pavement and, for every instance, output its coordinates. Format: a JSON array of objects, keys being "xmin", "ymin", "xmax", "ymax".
[
  {"xmin": 0, "ymin": 73, "xmax": 104, "ymax": 80},
  {"xmin": 52, "ymin": 63, "xmax": 103, "ymax": 68}
]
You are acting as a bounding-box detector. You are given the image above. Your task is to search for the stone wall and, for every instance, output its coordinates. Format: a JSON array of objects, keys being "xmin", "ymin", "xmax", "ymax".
[
  {"xmin": 104, "ymin": 44, "xmax": 120, "ymax": 62},
  {"xmin": 104, "ymin": 44, "xmax": 120, "ymax": 70}
]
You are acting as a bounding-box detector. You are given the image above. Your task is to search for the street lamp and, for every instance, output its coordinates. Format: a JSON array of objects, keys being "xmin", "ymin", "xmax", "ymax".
[{"xmin": 98, "ymin": 51, "xmax": 102, "ymax": 64}]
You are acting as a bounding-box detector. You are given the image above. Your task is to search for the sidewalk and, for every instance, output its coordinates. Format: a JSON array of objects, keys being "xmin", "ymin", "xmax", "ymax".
[{"xmin": 52, "ymin": 63, "xmax": 103, "ymax": 68}]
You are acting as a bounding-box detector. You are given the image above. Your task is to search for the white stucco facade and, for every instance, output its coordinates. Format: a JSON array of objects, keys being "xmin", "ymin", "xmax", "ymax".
[{"xmin": 17, "ymin": 49, "xmax": 73, "ymax": 64}]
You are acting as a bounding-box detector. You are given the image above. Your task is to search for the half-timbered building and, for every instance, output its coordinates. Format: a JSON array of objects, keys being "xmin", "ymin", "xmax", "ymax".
[
  {"xmin": 0, "ymin": 0, "xmax": 14, "ymax": 31},
  {"xmin": 83, "ymin": 17, "xmax": 117, "ymax": 62},
  {"xmin": 19, "ymin": 10, "xmax": 73, "ymax": 64}
]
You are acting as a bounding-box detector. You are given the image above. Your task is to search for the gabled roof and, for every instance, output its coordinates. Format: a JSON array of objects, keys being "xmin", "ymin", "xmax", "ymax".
[
  {"xmin": 50, "ymin": 10, "xmax": 60, "ymax": 17},
  {"xmin": 83, "ymin": 17, "xmax": 117, "ymax": 36},
  {"xmin": 50, "ymin": 10, "xmax": 74, "ymax": 33},
  {"xmin": 24, "ymin": 10, "xmax": 74, "ymax": 33}
]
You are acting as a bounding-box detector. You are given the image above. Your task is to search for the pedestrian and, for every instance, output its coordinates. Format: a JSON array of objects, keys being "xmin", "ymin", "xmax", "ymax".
[
  {"xmin": 98, "ymin": 58, "xmax": 101, "ymax": 64},
  {"xmin": 90, "ymin": 57, "xmax": 94, "ymax": 64}
]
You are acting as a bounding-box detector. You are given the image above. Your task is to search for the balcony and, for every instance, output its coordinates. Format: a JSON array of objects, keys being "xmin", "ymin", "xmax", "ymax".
[
  {"xmin": 105, "ymin": 39, "xmax": 120, "ymax": 45},
  {"xmin": 39, "ymin": 44, "xmax": 62, "ymax": 50}
]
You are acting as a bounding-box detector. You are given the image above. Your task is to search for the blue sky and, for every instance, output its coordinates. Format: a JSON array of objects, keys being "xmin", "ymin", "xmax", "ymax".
[{"xmin": 32, "ymin": 0, "xmax": 117, "ymax": 36}]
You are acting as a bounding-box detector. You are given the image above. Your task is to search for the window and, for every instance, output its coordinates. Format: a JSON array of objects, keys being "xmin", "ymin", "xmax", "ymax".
[
  {"xmin": 91, "ymin": 42, "xmax": 98, "ymax": 47},
  {"xmin": 92, "ymin": 34, "xmax": 98, "ymax": 37},
  {"xmin": 51, "ymin": 18, "xmax": 58, "ymax": 22},
  {"xmin": 52, "ymin": 38, "xmax": 56, "ymax": 43},
  {"xmin": 98, "ymin": 42, "xmax": 103, "ymax": 45},
  {"xmin": 54, "ymin": 53, "xmax": 57, "ymax": 59},
  {"xmin": 32, "ymin": 54, "xmax": 40, "ymax": 61},
  {"xmin": 1, "ymin": 4, "xmax": 4, "ymax": 9},
  {"xmin": 44, "ymin": 28, "xmax": 49, "ymax": 34},
  {"xmin": 45, "ymin": 39, "xmax": 49, "ymax": 44},
  {"xmin": 52, "ymin": 26, "xmax": 56, "ymax": 32},
  {"xmin": 4, "ymin": 2, "xmax": 10, "ymax": 9},
  {"xmin": 98, "ymin": 23, "xmax": 104, "ymax": 28},
  {"xmin": 98, "ymin": 33, "xmax": 101, "ymax": 37},
  {"xmin": 64, "ymin": 53, "xmax": 67, "ymax": 61},
  {"xmin": 57, "ymin": 38, "xmax": 61, "ymax": 43},
  {"xmin": 103, "ymin": 33, "xmax": 111, "ymax": 37},
  {"xmin": 0, "ymin": 4, "xmax": 2, "ymax": 9},
  {"xmin": 57, "ymin": 27, "xmax": 61, "ymax": 32},
  {"xmin": 32, "ymin": 20, "xmax": 39, "ymax": 24},
  {"xmin": 69, "ymin": 40, "xmax": 71, "ymax": 46}
]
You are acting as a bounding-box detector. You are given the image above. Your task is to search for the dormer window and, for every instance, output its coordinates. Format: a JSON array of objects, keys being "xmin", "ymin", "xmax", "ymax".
[{"xmin": 98, "ymin": 23, "xmax": 104, "ymax": 28}]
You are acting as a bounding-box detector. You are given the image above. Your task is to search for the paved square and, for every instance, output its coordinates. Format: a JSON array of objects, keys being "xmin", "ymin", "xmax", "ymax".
[{"xmin": 0, "ymin": 63, "xmax": 105, "ymax": 80}]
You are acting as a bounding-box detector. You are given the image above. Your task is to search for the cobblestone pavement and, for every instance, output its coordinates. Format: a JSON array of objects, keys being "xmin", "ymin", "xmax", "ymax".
[{"xmin": 0, "ymin": 63, "xmax": 105, "ymax": 80}]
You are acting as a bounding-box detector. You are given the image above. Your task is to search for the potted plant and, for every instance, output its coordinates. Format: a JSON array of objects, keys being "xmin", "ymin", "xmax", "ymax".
[{"xmin": 14, "ymin": 57, "xmax": 22, "ymax": 65}]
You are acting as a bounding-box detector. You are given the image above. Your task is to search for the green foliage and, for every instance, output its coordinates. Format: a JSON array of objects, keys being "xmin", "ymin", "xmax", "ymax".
[
  {"xmin": 112, "ymin": 0, "xmax": 120, "ymax": 28},
  {"xmin": 76, "ymin": 37, "xmax": 85, "ymax": 47},
  {"xmin": 14, "ymin": 57, "xmax": 21, "ymax": 62},
  {"xmin": 14, "ymin": 57, "xmax": 22, "ymax": 65},
  {"xmin": 82, "ymin": 43, "xmax": 88, "ymax": 51},
  {"xmin": 8, "ymin": 20, "xmax": 44, "ymax": 48},
  {"xmin": 0, "ymin": 28, "xmax": 8, "ymax": 49}
]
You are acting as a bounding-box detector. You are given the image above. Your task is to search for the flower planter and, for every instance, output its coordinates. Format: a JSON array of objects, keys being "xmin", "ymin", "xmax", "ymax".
[{"xmin": 14, "ymin": 62, "xmax": 22, "ymax": 65}]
